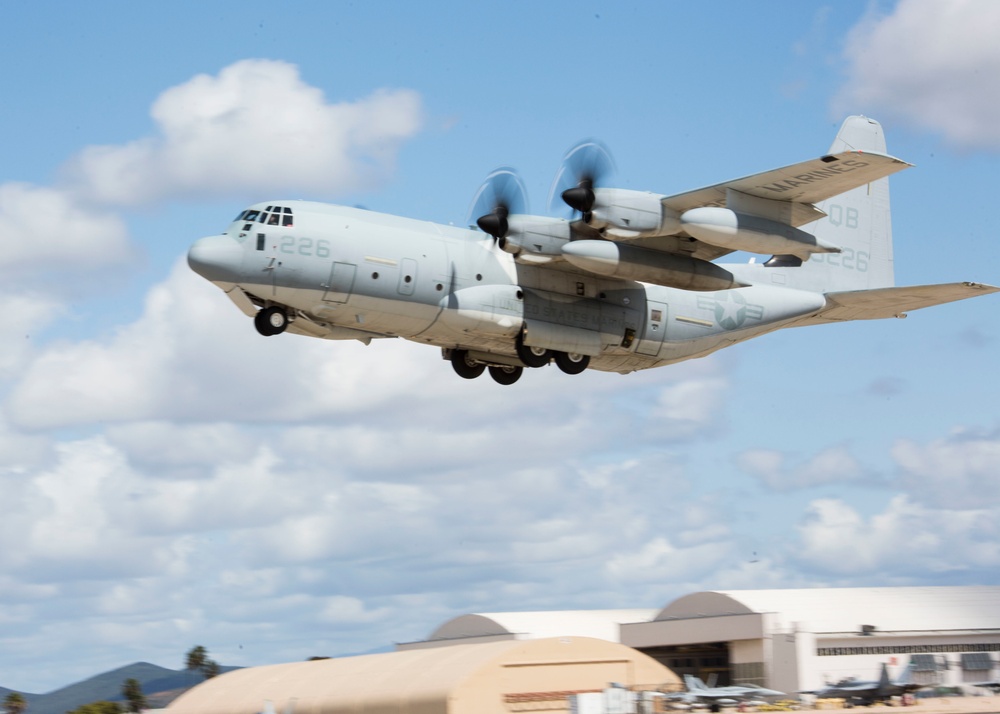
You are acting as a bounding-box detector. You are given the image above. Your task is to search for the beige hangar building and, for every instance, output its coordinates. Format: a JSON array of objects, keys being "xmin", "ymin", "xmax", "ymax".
[
  {"xmin": 404, "ymin": 587, "xmax": 1000, "ymax": 694},
  {"xmin": 167, "ymin": 586, "xmax": 1000, "ymax": 714},
  {"xmin": 166, "ymin": 636, "xmax": 679, "ymax": 714}
]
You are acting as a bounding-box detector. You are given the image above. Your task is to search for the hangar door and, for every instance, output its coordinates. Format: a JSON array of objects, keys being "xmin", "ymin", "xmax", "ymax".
[{"xmin": 638, "ymin": 642, "xmax": 731, "ymax": 685}]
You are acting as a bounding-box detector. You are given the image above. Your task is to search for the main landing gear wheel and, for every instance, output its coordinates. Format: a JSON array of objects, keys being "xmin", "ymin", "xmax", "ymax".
[
  {"xmin": 254, "ymin": 306, "xmax": 289, "ymax": 336},
  {"xmin": 515, "ymin": 333, "xmax": 551, "ymax": 368},
  {"xmin": 450, "ymin": 350, "xmax": 486, "ymax": 379},
  {"xmin": 489, "ymin": 364, "xmax": 523, "ymax": 385},
  {"xmin": 554, "ymin": 351, "xmax": 590, "ymax": 375}
]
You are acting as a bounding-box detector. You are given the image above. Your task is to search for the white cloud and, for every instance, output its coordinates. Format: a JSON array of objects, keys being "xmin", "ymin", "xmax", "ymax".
[
  {"xmin": 0, "ymin": 293, "xmax": 63, "ymax": 379},
  {"xmin": 737, "ymin": 445, "xmax": 865, "ymax": 491},
  {"xmin": 649, "ymin": 376, "xmax": 728, "ymax": 437},
  {"xmin": 794, "ymin": 495, "xmax": 1000, "ymax": 578},
  {"xmin": 891, "ymin": 427, "xmax": 1000, "ymax": 508},
  {"xmin": 0, "ymin": 182, "xmax": 133, "ymax": 287},
  {"xmin": 836, "ymin": 0, "xmax": 1000, "ymax": 149},
  {"xmin": 62, "ymin": 59, "xmax": 424, "ymax": 206},
  {"xmin": 604, "ymin": 535, "xmax": 732, "ymax": 584}
]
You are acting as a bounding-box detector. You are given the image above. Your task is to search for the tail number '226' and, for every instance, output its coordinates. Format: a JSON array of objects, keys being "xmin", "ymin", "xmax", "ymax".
[{"xmin": 810, "ymin": 247, "xmax": 869, "ymax": 272}]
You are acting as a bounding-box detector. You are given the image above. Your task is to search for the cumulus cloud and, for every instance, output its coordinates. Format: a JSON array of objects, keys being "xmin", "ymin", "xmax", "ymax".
[
  {"xmin": 605, "ymin": 535, "xmax": 732, "ymax": 584},
  {"xmin": 891, "ymin": 427, "xmax": 1000, "ymax": 508},
  {"xmin": 794, "ymin": 495, "xmax": 1000, "ymax": 578},
  {"xmin": 0, "ymin": 182, "xmax": 134, "ymax": 289},
  {"xmin": 737, "ymin": 445, "xmax": 866, "ymax": 491},
  {"xmin": 836, "ymin": 0, "xmax": 1000, "ymax": 149},
  {"xmin": 62, "ymin": 59, "xmax": 424, "ymax": 206},
  {"xmin": 649, "ymin": 376, "xmax": 728, "ymax": 438}
]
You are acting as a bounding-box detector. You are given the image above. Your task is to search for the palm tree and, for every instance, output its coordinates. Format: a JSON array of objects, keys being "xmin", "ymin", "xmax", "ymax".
[
  {"xmin": 121, "ymin": 678, "xmax": 146, "ymax": 713},
  {"xmin": 3, "ymin": 693, "xmax": 27, "ymax": 714},
  {"xmin": 185, "ymin": 645, "xmax": 208, "ymax": 672}
]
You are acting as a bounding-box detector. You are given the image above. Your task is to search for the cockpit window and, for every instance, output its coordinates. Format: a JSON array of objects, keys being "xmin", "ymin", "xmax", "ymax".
[
  {"xmin": 238, "ymin": 206, "xmax": 292, "ymax": 228},
  {"xmin": 233, "ymin": 210, "xmax": 247, "ymax": 222}
]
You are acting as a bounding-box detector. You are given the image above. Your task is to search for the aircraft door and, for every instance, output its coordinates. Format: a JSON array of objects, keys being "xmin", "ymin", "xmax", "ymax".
[
  {"xmin": 636, "ymin": 300, "xmax": 667, "ymax": 356},
  {"xmin": 322, "ymin": 262, "xmax": 356, "ymax": 303}
]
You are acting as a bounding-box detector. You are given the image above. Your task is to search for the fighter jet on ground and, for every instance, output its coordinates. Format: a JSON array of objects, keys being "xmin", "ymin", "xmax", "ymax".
[
  {"xmin": 682, "ymin": 674, "xmax": 784, "ymax": 702},
  {"xmin": 808, "ymin": 663, "xmax": 922, "ymax": 705},
  {"xmin": 189, "ymin": 116, "xmax": 998, "ymax": 385}
]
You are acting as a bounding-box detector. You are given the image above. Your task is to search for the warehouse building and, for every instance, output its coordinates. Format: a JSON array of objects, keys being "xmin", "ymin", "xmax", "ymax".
[
  {"xmin": 407, "ymin": 587, "xmax": 1000, "ymax": 694},
  {"xmin": 166, "ymin": 636, "xmax": 680, "ymax": 714}
]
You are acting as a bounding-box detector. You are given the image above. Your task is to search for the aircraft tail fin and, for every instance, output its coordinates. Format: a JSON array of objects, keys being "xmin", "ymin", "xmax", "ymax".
[
  {"xmin": 684, "ymin": 674, "xmax": 707, "ymax": 691},
  {"xmin": 794, "ymin": 116, "xmax": 896, "ymax": 293},
  {"xmin": 896, "ymin": 662, "xmax": 916, "ymax": 686}
]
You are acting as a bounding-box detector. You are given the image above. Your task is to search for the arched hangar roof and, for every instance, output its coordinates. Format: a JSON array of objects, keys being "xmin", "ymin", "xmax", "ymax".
[
  {"xmin": 656, "ymin": 586, "xmax": 1000, "ymax": 633},
  {"xmin": 427, "ymin": 609, "xmax": 657, "ymax": 643},
  {"xmin": 166, "ymin": 636, "xmax": 678, "ymax": 714}
]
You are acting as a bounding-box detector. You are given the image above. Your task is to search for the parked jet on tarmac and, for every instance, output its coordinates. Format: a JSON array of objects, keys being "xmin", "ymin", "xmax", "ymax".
[
  {"xmin": 679, "ymin": 674, "xmax": 784, "ymax": 704},
  {"xmin": 808, "ymin": 663, "xmax": 922, "ymax": 705},
  {"xmin": 189, "ymin": 116, "xmax": 998, "ymax": 385}
]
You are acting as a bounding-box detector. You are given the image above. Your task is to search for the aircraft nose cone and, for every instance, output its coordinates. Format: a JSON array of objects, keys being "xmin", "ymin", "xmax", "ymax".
[{"xmin": 188, "ymin": 235, "xmax": 244, "ymax": 283}]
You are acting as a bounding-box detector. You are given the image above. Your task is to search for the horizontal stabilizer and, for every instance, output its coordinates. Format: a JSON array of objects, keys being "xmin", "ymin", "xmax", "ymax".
[{"xmin": 797, "ymin": 282, "xmax": 999, "ymax": 325}]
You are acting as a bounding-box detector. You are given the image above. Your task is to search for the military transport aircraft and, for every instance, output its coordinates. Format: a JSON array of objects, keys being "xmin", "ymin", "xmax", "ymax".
[{"xmin": 188, "ymin": 116, "xmax": 998, "ymax": 385}]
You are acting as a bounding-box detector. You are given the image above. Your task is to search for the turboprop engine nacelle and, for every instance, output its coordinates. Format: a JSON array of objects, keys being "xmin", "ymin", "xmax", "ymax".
[
  {"xmin": 500, "ymin": 215, "xmax": 572, "ymax": 259},
  {"xmin": 680, "ymin": 207, "xmax": 840, "ymax": 260},
  {"xmin": 588, "ymin": 188, "xmax": 681, "ymax": 239}
]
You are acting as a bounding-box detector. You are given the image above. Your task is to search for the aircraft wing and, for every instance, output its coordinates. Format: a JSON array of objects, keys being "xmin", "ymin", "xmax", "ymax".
[
  {"xmin": 660, "ymin": 151, "xmax": 911, "ymax": 220},
  {"xmin": 794, "ymin": 282, "xmax": 999, "ymax": 325},
  {"xmin": 626, "ymin": 151, "xmax": 912, "ymax": 263}
]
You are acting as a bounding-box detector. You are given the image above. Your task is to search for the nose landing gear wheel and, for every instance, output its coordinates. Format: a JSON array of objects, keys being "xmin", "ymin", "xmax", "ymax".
[
  {"xmin": 254, "ymin": 306, "xmax": 289, "ymax": 336},
  {"xmin": 450, "ymin": 350, "xmax": 486, "ymax": 379},
  {"xmin": 489, "ymin": 364, "xmax": 523, "ymax": 385},
  {"xmin": 554, "ymin": 351, "xmax": 589, "ymax": 375}
]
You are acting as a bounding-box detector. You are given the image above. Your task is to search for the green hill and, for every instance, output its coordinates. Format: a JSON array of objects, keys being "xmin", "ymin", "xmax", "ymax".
[{"xmin": 3, "ymin": 662, "xmax": 238, "ymax": 714}]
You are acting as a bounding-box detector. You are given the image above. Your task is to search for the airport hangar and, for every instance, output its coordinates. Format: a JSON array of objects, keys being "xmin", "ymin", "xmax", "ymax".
[
  {"xmin": 166, "ymin": 586, "xmax": 1000, "ymax": 714},
  {"xmin": 400, "ymin": 586, "xmax": 1000, "ymax": 694}
]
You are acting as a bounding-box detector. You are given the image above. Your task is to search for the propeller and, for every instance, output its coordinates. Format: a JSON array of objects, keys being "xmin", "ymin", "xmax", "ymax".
[
  {"xmin": 547, "ymin": 140, "xmax": 616, "ymax": 220},
  {"xmin": 467, "ymin": 167, "xmax": 528, "ymax": 241}
]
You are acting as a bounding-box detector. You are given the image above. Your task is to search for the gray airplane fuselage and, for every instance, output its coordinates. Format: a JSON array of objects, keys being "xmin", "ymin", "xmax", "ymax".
[{"xmin": 190, "ymin": 200, "xmax": 826, "ymax": 374}]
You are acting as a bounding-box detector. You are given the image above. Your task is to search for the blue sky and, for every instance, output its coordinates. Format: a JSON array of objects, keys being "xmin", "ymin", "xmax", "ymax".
[{"xmin": 2, "ymin": 0, "xmax": 1000, "ymax": 694}]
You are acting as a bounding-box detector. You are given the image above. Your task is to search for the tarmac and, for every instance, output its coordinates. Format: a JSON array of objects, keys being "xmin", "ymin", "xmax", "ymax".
[{"xmin": 809, "ymin": 698, "xmax": 1000, "ymax": 714}]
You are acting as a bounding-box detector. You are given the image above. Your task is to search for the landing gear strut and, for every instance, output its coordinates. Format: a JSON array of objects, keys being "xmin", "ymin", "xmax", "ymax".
[{"xmin": 254, "ymin": 306, "xmax": 289, "ymax": 336}]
